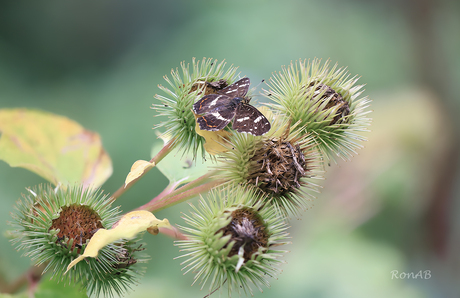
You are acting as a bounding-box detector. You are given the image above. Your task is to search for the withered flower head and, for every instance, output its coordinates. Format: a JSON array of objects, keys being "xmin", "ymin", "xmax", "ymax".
[
  {"xmin": 248, "ymin": 132, "xmax": 309, "ymax": 195},
  {"xmin": 265, "ymin": 59, "xmax": 371, "ymax": 162},
  {"xmin": 218, "ymin": 118, "xmax": 322, "ymax": 216},
  {"xmin": 307, "ymin": 81, "xmax": 350, "ymax": 125},
  {"xmin": 176, "ymin": 187, "xmax": 290, "ymax": 296},
  {"xmin": 10, "ymin": 184, "xmax": 148, "ymax": 298},
  {"xmin": 48, "ymin": 204, "xmax": 103, "ymax": 253},
  {"xmin": 218, "ymin": 207, "xmax": 269, "ymax": 263}
]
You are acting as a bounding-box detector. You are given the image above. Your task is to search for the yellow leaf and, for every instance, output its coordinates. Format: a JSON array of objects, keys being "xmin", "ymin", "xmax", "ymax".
[
  {"xmin": 257, "ymin": 106, "xmax": 285, "ymax": 137},
  {"xmin": 124, "ymin": 160, "xmax": 155, "ymax": 187},
  {"xmin": 0, "ymin": 109, "xmax": 112, "ymax": 187},
  {"xmin": 65, "ymin": 210, "xmax": 170, "ymax": 273},
  {"xmin": 194, "ymin": 113, "xmax": 232, "ymax": 155},
  {"xmin": 256, "ymin": 106, "xmax": 273, "ymax": 122}
]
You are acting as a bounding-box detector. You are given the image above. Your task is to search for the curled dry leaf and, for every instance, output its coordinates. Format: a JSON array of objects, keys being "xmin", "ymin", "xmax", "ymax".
[
  {"xmin": 65, "ymin": 210, "xmax": 170, "ymax": 273},
  {"xmin": 124, "ymin": 160, "xmax": 155, "ymax": 187}
]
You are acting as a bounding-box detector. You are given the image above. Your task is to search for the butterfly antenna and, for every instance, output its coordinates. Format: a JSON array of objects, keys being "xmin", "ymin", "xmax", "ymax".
[
  {"xmin": 192, "ymin": 61, "xmax": 215, "ymax": 95},
  {"xmin": 249, "ymin": 79, "xmax": 265, "ymax": 94},
  {"xmin": 248, "ymin": 79, "xmax": 267, "ymax": 102},
  {"xmin": 205, "ymin": 62, "xmax": 214, "ymax": 80}
]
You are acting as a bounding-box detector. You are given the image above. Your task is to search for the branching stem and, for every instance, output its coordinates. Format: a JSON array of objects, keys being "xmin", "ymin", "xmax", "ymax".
[
  {"xmin": 138, "ymin": 178, "xmax": 224, "ymax": 213},
  {"xmin": 111, "ymin": 138, "xmax": 176, "ymax": 201}
]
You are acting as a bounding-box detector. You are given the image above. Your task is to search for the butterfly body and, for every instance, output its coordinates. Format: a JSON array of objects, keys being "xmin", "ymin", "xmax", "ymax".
[{"xmin": 193, "ymin": 78, "xmax": 271, "ymax": 136}]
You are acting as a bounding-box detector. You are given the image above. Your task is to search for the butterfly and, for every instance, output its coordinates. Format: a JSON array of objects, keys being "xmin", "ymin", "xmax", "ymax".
[{"xmin": 193, "ymin": 78, "xmax": 271, "ymax": 136}]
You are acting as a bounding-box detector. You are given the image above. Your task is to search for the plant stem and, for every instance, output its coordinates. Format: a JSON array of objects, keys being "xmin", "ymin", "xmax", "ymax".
[
  {"xmin": 139, "ymin": 179, "xmax": 224, "ymax": 213},
  {"xmin": 129, "ymin": 172, "xmax": 221, "ymax": 240},
  {"xmin": 147, "ymin": 170, "xmax": 219, "ymax": 207},
  {"xmin": 0, "ymin": 263, "xmax": 46, "ymax": 294},
  {"xmin": 159, "ymin": 226, "xmax": 189, "ymax": 240},
  {"xmin": 171, "ymin": 170, "xmax": 218, "ymax": 195},
  {"xmin": 110, "ymin": 138, "xmax": 176, "ymax": 201},
  {"xmin": 150, "ymin": 181, "xmax": 182, "ymax": 204}
]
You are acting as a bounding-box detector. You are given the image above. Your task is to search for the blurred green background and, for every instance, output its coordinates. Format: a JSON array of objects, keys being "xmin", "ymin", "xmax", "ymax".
[{"xmin": 1, "ymin": 0, "xmax": 459, "ymax": 297}]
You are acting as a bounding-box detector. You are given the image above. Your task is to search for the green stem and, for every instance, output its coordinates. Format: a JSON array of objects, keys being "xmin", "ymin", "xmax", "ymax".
[{"xmin": 110, "ymin": 138, "xmax": 176, "ymax": 201}]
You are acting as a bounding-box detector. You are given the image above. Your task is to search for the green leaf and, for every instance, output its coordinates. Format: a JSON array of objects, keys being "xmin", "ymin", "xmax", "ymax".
[
  {"xmin": 35, "ymin": 278, "xmax": 87, "ymax": 298},
  {"xmin": 151, "ymin": 141, "xmax": 210, "ymax": 184},
  {"xmin": 0, "ymin": 109, "xmax": 112, "ymax": 187}
]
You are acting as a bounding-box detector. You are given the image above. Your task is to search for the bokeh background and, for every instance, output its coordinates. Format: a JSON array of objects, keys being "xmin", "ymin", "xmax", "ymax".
[{"xmin": 1, "ymin": 0, "xmax": 459, "ymax": 297}]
